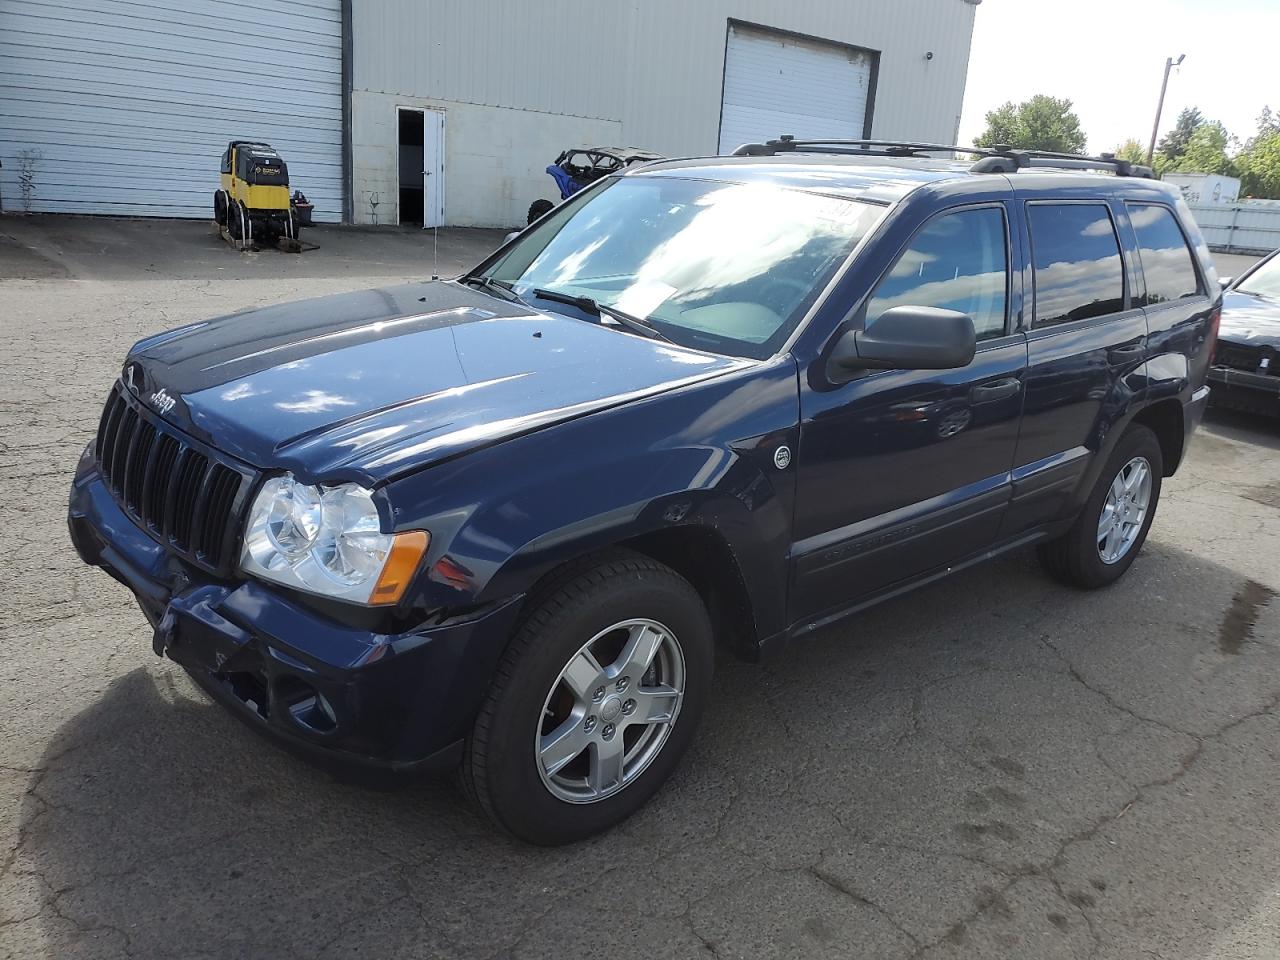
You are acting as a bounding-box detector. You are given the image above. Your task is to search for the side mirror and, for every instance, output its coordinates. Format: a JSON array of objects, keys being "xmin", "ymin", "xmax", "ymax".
[
  {"xmin": 1219, "ymin": 277, "xmax": 1233, "ymax": 289},
  {"xmin": 831, "ymin": 306, "xmax": 977, "ymax": 373}
]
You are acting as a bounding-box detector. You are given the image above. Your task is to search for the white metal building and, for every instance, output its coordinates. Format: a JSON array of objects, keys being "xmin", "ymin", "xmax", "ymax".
[
  {"xmin": 351, "ymin": 0, "xmax": 981, "ymax": 227},
  {"xmin": 1, "ymin": 0, "xmax": 980, "ymax": 227}
]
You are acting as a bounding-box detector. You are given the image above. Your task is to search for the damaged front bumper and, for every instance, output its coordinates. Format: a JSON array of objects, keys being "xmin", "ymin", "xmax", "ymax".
[{"xmin": 68, "ymin": 447, "xmax": 522, "ymax": 782}]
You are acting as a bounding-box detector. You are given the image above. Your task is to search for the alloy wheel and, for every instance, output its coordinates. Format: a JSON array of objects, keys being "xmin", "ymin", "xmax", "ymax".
[
  {"xmin": 535, "ymin": 618, "xmax": 685, "ymax": 803},
  {"xmin": 1097, "ymin": 455, "xmax": 1152, "ymax": 564}
]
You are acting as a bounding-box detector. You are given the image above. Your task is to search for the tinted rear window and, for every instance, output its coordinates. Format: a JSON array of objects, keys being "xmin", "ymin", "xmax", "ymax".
[
  {"xmin": 1127, "ymin": 204, "xmax": 1200, "ymax": 305},
  {"xmin": 1029, "ymin": 203, "xmax": 1125, "ymax": 328}
]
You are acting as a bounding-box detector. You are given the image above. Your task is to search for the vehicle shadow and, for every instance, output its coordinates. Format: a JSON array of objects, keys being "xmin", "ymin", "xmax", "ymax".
[{"xmin": 14, "ymin": 543, "xmax": 1280, "ymax": 959}]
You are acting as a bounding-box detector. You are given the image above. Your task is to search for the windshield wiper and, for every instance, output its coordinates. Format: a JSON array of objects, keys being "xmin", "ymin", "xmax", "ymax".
[
  {"xmin": 531, "ymin": 287, "xmax": 673, "ymax": 343},
  {"xmin": 458, "ymin": 274, "xmax": 525, "ymax": 304}
]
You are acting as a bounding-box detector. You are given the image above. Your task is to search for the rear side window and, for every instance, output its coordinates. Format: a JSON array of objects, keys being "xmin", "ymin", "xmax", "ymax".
[
  {"xmin": 1127, "ymin": 203, "xmax": 1201, "ymax": 305},
  {"xmin": 866, "ymin": 206, "xmax": 1009, "ymax": 341},
  {"xmin": 1029, "ymin": 203, "xmax": 1125, "ymax": 328}
]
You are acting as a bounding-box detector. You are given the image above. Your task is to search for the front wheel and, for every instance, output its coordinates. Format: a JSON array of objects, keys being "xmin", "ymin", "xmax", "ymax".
[
  {"xmin": 1038, "ymin": 424, "xmax": 1163, "ymax": 588},
  {"xmin": 463, "ymin": 552, "xmax": 713, "ymax": 845}
]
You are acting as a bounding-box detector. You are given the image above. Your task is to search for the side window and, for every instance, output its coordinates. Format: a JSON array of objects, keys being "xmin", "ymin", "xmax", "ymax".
[
  {"xmin": 220, "ymin": 149, "xmax": 231, "ymax": 175},
  {"xmin": 1127, "ymin": 203, "xmax": 1201, "ymax": 305},
  {"xmin": 866, "ymin": 206, "xmax": 1009, "ymax": 341},
  {"xmin": 1028, "ymin": 203, "xmax": 1125, "ymax": 328}
]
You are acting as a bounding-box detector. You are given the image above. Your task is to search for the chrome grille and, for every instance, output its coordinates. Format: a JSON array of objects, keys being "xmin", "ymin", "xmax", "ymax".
[{"xmin": 95, "ymin": 384, "xmax": 253, "ymax": 573}]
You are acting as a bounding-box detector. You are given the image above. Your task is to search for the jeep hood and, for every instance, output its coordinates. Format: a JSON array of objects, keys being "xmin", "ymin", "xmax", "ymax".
[
  {"xmin": 125, "ymin": 281, "xmax": 747, "ymax": 484},
  {"xmin": 1220, "ymin": 290, "xmax": 1280, "ymax": 347}
]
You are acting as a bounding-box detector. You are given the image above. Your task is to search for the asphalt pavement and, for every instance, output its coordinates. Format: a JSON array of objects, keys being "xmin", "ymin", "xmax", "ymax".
[{"xmin": 2, "ymin": 216, "xmax": 1278, "ymax": 960}]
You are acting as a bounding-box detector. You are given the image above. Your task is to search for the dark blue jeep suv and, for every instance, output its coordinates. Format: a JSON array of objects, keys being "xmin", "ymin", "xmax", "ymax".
[{"xmin": 69, "ymin": 139, "xmax": 1217, "ymax": 844}]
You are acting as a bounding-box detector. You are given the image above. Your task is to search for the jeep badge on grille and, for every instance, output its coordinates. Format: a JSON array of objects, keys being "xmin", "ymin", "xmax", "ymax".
[{"xmin": 150, "ymin": 388, "xmax": 177, "ymax": 415}]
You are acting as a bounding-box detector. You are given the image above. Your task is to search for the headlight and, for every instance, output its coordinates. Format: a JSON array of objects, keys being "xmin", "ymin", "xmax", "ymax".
[{"xmin": 241, "ymin": 474, "xmax": 428, "ymax": 605}]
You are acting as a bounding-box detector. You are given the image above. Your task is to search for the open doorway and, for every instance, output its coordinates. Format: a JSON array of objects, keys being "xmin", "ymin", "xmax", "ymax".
[
  {"xmin": 397, "ymin": 107, "xmax": 444, "ymax": 228},
  {"xmin": 398, "ymin": 108, "xmax": 424, "ymax": 226}
]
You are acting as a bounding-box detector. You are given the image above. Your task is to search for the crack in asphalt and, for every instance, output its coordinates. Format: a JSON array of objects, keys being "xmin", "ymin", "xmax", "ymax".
[
  {"xmin": 806, "ymin": 861, "xmax": 923, "ymax": 948},
  {"xmin": 1038, "ymin": 632, "xmax": 1194, "ymax": 738}
]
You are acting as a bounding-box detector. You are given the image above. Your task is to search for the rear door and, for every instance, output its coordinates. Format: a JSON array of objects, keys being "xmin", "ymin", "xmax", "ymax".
[
  {"xmin": 790, "ymin": 200, "xmax": 1028, "ymax": 624},
  {"xmin": 1002, "ymin": 198, "xmax": 1148, "ymax": 535},
  {"xmin": 1124, "ymin": 201, "xmax": 1215, "ymax": 396}
]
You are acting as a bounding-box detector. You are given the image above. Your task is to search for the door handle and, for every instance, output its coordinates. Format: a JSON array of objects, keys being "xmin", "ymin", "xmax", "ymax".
[
  {"xmin": 970, "ymin": 377, "xmax": 1021, "ymax": 402},
  {"xmin": 1107, "ymin": 344, "xmax": 1144, "ymax": 364}
]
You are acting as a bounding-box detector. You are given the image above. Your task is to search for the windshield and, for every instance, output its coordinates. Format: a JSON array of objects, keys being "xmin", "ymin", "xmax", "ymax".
[
  {"xmin": 480, "ymin": 176, "xmax": 884, "ymax": 358},
  {"xmin": 1236, "ymin": 253, "xmax": 1280, "ymax": 300}
]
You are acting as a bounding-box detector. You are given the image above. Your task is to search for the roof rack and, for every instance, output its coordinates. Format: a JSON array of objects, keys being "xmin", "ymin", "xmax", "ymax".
[{"xmin": 730, "ymin": 136, "xmax": 1156, "ymax": 179}]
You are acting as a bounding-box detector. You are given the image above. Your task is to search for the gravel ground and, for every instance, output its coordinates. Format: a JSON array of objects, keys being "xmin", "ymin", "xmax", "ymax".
[{"xmin": 2, "ymin": 216, "xmax": 1279, "ymax": 960}]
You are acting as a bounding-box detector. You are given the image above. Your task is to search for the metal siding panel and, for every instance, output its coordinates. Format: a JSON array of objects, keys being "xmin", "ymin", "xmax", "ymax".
[
  {"xmin": 351, "ymin": 0, "xmax": 623, "ymax": 122},
  {"xmin": 0, "ymin": 0, "xmax": 344, "ymax": 221},
  {"xmin": 1186, "ymin": 202, "xmax": 1280, "ymax": 253},
  {"xmin": 626, "ymin": 0, "xmax": 974, "ymax": 156}
]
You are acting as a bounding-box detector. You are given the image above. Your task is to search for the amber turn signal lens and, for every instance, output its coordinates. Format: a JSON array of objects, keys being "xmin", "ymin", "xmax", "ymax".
[{"xmin": 370, "ymin": 530, "xmax": 429, "ymax": 605}]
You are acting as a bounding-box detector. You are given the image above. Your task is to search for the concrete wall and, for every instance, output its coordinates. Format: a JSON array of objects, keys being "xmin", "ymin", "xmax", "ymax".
[{"xmin": 350, "ymin": 0, "xmax": 978, "ymax": 226}]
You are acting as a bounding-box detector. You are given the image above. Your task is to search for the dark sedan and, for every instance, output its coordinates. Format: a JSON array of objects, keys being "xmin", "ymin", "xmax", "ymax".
[{"xmin": 1211, "ymin": 249, "xmax": 1280, "ymax": 414}]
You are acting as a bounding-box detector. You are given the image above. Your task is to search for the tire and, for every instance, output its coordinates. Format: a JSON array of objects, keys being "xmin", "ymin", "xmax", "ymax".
[
  {"xmin": 463, "ymin": 551, "xmax": 713, "ymax": 845},
  {"xmin": 213, "ymin": 190, "xmax": 228, "ymax": 226},
  {"xmin": 1037, "ymin": 424, "xmax": 1163, "ymax": 589},
  {"xmin": 227, "ymin": 200, "xmax": 244, "ymax": 241},
  {"xmin": 228, "ymin": 201, "xmax": 252, "ymax": 246},
  {"xmin": 527, "ymin": 199, "xmax": 554, "ymax": 224}
]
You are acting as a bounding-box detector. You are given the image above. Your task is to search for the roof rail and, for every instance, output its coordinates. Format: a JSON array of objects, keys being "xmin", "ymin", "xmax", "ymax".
[
  {"xmin": 730, "ymin": 136, "xmax": 1156, "ymax": 179},
  {"xmin": 731, "ymin": 137, "xmax": 980, "ymax": 158},
  {"xmin": 969, "ymin": 148, "xmax": 1156, "ymax": 179}
]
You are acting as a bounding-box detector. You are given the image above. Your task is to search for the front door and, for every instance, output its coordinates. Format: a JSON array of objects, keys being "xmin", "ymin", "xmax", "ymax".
[{"xmin": 791, "ymin": 202, "xmax": 1028, "ymax": 625}]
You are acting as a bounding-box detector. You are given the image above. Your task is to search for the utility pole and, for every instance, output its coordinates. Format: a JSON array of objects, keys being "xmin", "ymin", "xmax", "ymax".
[{"xmin": 1147, "ymin": 54, "xmax": 1185, "ymax": 165}]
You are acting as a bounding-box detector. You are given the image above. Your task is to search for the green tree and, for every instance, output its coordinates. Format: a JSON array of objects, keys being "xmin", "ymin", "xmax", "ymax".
[
  {"xmin": 1113, "ymin": 138, "xmax": 1148, "ymax": 164},
  {"xmin": 1237, "ymin": 131, "xmax": 1280, "ymax": 199},
  {"xmin": 1171, "ymin": 122, "xmax": 1236, "ymax": 175},
  {"xmin": 1157, "ymin": 107, "xmax": 1204, "ymax": 163},
  {"xmin": 974, "ymin": 95, "xmax": 1087, "ymax": 153},
  {"xmin": 1246, "ymin": 106, "xmax": 1280, "ymax": 148}
]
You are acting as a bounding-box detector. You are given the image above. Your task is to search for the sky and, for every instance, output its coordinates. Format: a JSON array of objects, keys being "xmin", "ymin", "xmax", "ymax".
[{"xmin": 957, "ymin": 0, "xmax": 1280, "ymax": 155}]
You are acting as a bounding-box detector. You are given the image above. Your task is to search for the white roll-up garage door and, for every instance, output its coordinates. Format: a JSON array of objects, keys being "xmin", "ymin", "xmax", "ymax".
[
  {"xmin": 718, "ymin": 23, "xmax": 875, "ymax": 155},
  {"xmin": 0, "ymin": 0, "xmax": 344, "ymax": 221}
]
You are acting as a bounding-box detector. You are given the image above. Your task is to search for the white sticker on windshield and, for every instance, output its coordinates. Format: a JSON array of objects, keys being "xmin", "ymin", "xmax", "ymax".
[
  {"xmin": 809, "ymin": 196, "xmax": 870, "ymax": 225},
  {"xmin": 613, "ymin": 279, "xmax": 677, "ymax": 319}
]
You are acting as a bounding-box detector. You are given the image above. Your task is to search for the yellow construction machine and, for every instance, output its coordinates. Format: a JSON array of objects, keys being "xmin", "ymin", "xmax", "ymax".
[{"xmin": 214, "ymin": 141, "xmax": 312, "ymax": 250}]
